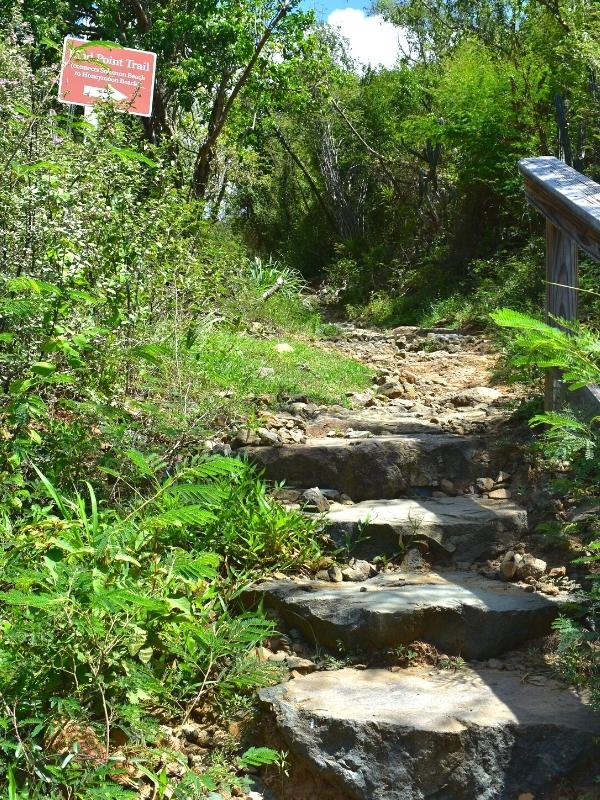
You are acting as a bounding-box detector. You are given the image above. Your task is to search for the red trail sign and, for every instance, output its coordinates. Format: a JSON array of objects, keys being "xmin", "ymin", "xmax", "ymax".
[{"xmin": 58, "ymin": 37, "xmax": 157, "ymax": 117}]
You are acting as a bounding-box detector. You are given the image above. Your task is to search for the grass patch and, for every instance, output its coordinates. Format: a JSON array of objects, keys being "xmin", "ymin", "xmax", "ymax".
[
  {"xmin": 144, "ymin": 328, "xmax": 372, "ymax": 431},
  {"xmin": 194, "ymin": 329, "xmax": 371, "ymax": 405}
]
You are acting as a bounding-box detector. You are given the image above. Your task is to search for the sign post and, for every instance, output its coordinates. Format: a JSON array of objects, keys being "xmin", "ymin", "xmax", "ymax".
[{"xmin": 58, "ymin": 38, "xmax": 157, "ymax": 118}]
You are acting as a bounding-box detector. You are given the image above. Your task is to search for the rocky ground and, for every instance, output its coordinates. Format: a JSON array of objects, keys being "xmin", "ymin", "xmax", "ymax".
[{"xmin": 214, "ymin": 323, "xmax": 600, "ymax": 800}]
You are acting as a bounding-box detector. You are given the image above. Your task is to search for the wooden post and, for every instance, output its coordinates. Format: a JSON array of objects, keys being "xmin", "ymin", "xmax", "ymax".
[
  {"xmin": 517, "ymin": 156, "xmax": 596, "ymax": 411},
  {"xmin": 545, "ymin": 219, "xmax": 578, "ymax": 410}
]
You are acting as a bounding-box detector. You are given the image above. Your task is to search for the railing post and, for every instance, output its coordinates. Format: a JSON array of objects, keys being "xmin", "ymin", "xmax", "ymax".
[{"xmin": 544, "ymin": 219, "xmax": 578, "ymax": 411}]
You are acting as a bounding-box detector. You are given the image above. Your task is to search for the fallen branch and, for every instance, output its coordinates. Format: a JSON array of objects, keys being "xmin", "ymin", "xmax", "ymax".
[{"xmin": 261, "ymin": 276, "xmax": 284, "ymax": 301}]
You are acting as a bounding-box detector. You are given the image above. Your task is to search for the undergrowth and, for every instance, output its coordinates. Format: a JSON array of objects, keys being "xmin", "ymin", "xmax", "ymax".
[
  {"xmin": 0, "ymin": 453, "xmax": 320, "ymax": 797},
  {"xmin": 492, "ymin": 308, "xmax": 600, "ymax": 708}
]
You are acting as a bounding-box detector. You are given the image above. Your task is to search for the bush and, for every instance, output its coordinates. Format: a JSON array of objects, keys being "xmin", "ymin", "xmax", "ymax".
[
  {"xmin": 0, "ymin": 455, "xmax": 316, "ymax": 796},
  {"xmin": 492, "ymin": 308, "xmax": 600, "ymax": 709}
]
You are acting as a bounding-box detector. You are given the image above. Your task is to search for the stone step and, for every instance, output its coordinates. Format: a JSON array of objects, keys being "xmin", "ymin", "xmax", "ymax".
[
  {"xmin": 325, "ymin": 495, "xmax": 527, "ymax": 562},
  {"xmin": 304, "ymin": 407, "xmax": 444, "ymax": 438},
  {"xmin": 252, "ymin": 570, "xmax": 561, "ymax": 659},
  {"xmin": 259, "ymin": 667, "xmax": 600, "ymax": 800},
  {"xmin": 241, "ymin": 434, "xmax": 493, "ymax": 501}
]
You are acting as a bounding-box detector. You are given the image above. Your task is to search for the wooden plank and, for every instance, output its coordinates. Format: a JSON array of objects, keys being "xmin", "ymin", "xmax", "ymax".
[
  {"xmin": 519, "ymin": 156, "xmax": 600, "ymax": 261},
  {"xmin": 545, "ymin": 219, "xmax": 578, "ymax": 324},
  {"xmin": 544, "ymin": 220, "xmax": 578, "ymax": 412},
  {"xmin": 570, "ymin": 384, "xmax": 600, "ymax": 419}
]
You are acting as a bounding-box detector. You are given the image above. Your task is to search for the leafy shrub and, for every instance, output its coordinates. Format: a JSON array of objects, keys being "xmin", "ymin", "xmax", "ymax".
[
  {"xmin": 0, "ymin": 455, "xmax": 315, "ymax": 796},
  {"xmin": 492, "ymin": 307, "xmax": 599, "ymax": 708}
]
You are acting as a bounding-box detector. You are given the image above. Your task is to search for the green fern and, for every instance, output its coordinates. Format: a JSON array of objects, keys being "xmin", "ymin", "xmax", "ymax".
[
  {"xmin": 164, "ymin": 483, "xmax": 226, "ymax": 506},
  {"xmin": 491, "ymin": 307, "xmax": 600, "ymax": 388}
]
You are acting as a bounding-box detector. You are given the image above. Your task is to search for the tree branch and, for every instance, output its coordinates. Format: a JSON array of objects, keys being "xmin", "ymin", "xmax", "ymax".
[{"xmin": 271, "ymin": 122, "xmax": 340, "ymax": 233}]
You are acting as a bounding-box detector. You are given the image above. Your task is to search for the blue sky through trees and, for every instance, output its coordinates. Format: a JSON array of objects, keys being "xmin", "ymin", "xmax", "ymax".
[
  {"xmin": 302, "ymin": 0, "xmax": 368, "ymax": 17},
  {"xmin": 301, "ymin": 1, "xmax": 404, "ymax": 69}
]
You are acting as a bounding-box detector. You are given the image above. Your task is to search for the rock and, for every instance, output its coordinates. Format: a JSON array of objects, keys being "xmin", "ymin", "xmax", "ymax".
[
  {"xmin": 314, "ymin": 570, "xmax": 331, "ymax": 582},
  {"xmin": 306, "ymin": 408, "xmax": 444, "ymax": 437},
  {"xmin": 341, "ymin": 559, "xmax": 375, "ymax": 582},
  {"xmin": 377, "ymin": 381, "xmax": 405, "ymax": 399},
  {"xmin": 256, "ymin": 367, "xmax": 276, "ymax": 378},
  {"xmin": 255, "ymin": 646, "xmax": 273, "ymax": 662},
  {"xmin": 487, "ymin": 658, "xmax": 504, "ymax": 670},
  {"xmin": 275, "ymin": 343, "xmax": 294, "ymax": 353},
  {"xmin": 181, "ymin": 724, "xmax": 211, "ymax": 748},
  {"xmin": 476, "ymin": 477, "xmax": 495, "ymax": 492},
  {"xmin": 549, "ymin": 566, "xmax": 566, "ymax": 579},
  {"xmin": 539, "ymin": 584, "xmax": 560, "ymax": 596},
  {"xmin": 257, "ymin": 427, "xmax": 280, "ymax": 445},
  {"xmin": 500, "ymin": 552, "xmax": 518, "ymax": 581},
  {"xmin": 327, "ymin": 564, "xmax": 343, "ymax": 583},
  {"xmin": 566, "ymin": 499, "xmax": 600, "ymax": 523},
  {"xmin": 475, "ymin": 478, "xmax": 495, "ymax": 492},
  {"xmin": 271, "ymin": 488, "xmax": 302, "ymax": 504},
  {"xmin": 240, "ymin": 434, "xmax": 493, "ymax": 502},
  {"xmin": 285, "ymin": 656, "xmax": 316, "ymax": 673},
  {"xmin": 324, "ymin": 496, "xmax": 527, "ymax": 564},
  {"xmin": 349, "ymin": 391, "xmax": 374, "ymax": 406},
  {"xmin": 232, "ymin": 428, "xmax": 260, "ymax": 447},
  {"xmin": 346, "ymin": 429, "xmax": 373, "ymax": 439},
  {"xmin": 452, "ymin": 386, "xmax": 503, "ymax": 406},
  {"xmin": 165, "ymin": 761, "xmax": 186, "ymax": 779},
  {"xmin": 204, "ymin": 440, "xmax": 232, "ymax": 457},
  {"xmin": 341, "ymin": 566, "xmax": 364, "ymax": 581},
  {"xmin": 515, "ymin": 554, "xmax": 547, "ymax": 581},
  {"xmin": 401, "ymin": 547, "xmax": 428, "ymax": 571},
  {"xmin": 488, "ymin": 488, "xmax": 512, "ymax": 500},
  {"xmin": 496, "ymin": 471, "xmax": 512, "ymax": 484},
  {"xmin": 259, "ymin": 668, "xmax": 600, "ymax": 800},
  {"xmin": 250, "ymin": 570, "xmax": 562, "ymax": 659},
  {"xmin": 267, "ymin": 651, "xmax": 288, "ymax": 663},
  {"xmin": 352, "ymin": 558, "xmax": 376, "ymax": 579},
  {"xmin": 301, "ymin": 487, "xmax": 331, "ymax": 513}
]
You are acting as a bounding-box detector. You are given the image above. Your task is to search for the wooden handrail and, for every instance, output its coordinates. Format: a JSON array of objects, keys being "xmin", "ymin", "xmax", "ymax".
[{"xmin": 518, "ymin": 156, "xmax": 600, "ymax": 412}]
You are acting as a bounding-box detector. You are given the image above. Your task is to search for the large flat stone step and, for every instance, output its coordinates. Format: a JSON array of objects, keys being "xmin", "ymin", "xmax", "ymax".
[
  {"xmin": 305, "ymin": 407, "xmax": 444, "ymax": 437},
  {"xmin": 241, "ymin": 434, "xmax": 491, "ymax": 500},
  {"xmin": 259, "ymin": 667, "xmax": 600, "ymax": 800},
  {"xmin": 325, "ymin": 495, "xmax": 527, "ymax": 562},
  {"xmin": 252, "ymin": 570, "xmax": 560, "ymax": 659}
]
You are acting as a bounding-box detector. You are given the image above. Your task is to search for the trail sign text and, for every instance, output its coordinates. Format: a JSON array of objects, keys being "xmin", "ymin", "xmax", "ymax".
[{"xmin": 58, "ymin": 38, "xmax": 156, "ymax": 117}]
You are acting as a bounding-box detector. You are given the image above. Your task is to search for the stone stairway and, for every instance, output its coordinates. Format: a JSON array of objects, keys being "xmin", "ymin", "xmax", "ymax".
[{"xmin": 239, "ymin": 326, "xmax": 600, "ymax": 800}]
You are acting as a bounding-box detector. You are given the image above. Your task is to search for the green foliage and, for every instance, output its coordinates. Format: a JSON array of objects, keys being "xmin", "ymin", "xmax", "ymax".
[
  {"xmin": 0, "ymin": 456, "xmax": 314, "ymax": 796},
  {"xmin": 493, "ymin": 308, "xmax": 600, "ymax": 388},
  {"xmin": 492, "ymin": 307, "xmax": 599, "ymax": 709},
  {"xmin": 348, "ymin": 247, "xmax": 545, "ymax": 328}
]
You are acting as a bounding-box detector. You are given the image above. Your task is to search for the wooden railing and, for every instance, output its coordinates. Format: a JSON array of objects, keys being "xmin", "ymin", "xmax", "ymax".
[{"xmin": 518, "ymin": 155, "xmax": 600, "ymax": 413}]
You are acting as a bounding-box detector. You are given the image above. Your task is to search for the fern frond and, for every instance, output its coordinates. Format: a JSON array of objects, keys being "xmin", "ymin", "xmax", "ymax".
[
  {"xmin": 169, "ymin": 550, "xmax": 220, "ymax": 581},
  {"xmin": 151, "ymin": 505, "xmax": 216, "ymax": 527},
  {"xmin": 164, "ymin": 483, "xmax": 226, "ymax": 506},
  {"xmin": 530, "ymin": 412, "xmax": 589, "ymax": 431},
  {"xmin": 187, "ymin": 455, "xmax": 246, "ymax": 480}
]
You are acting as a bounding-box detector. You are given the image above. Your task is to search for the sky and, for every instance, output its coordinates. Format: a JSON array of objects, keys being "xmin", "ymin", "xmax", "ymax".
[{"xmin": 301, "ymin": 0, "xmax": 404, "ymax": 70}]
